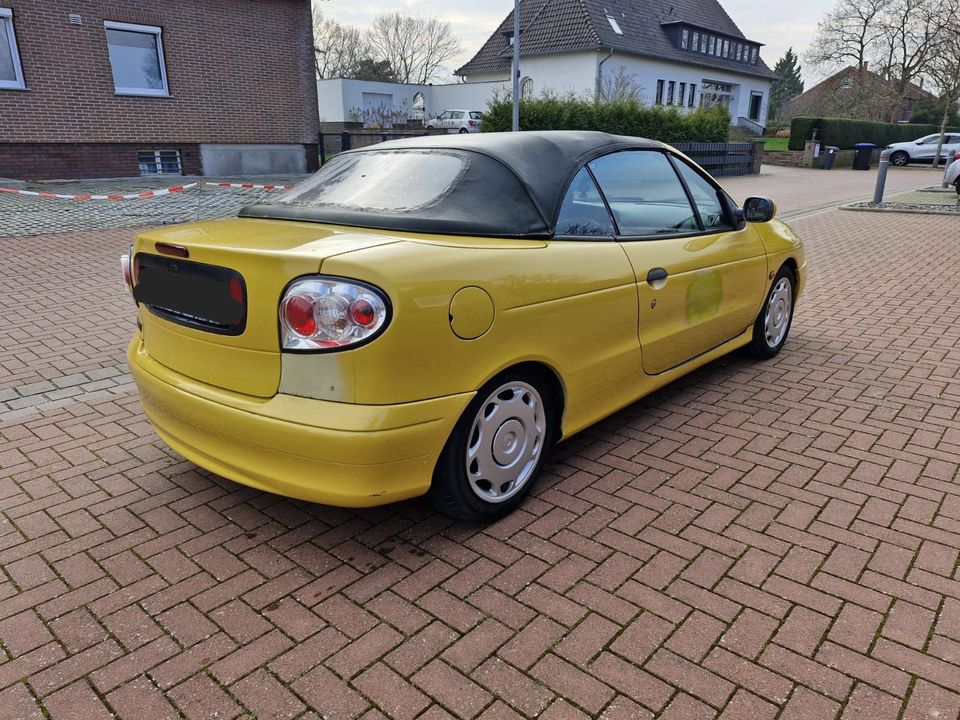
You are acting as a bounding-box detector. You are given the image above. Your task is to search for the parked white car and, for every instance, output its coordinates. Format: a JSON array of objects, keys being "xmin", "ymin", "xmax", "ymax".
[
  {"xmin": 425, "ymin": 110, "xmax": 483, "ymax": 134},
  {"xmin": 885, "ymin": 133, "xmax": 960, "ymax": 166}
]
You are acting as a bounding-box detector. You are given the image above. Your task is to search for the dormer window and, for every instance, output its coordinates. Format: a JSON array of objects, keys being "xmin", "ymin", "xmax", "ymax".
[
  {"xmin": 607, "ymin": 15, "xmax": 624, "ymax": 35},
  {"xmin": 665, "ymin": 22, "xmax": 762, "ymax": 67}
]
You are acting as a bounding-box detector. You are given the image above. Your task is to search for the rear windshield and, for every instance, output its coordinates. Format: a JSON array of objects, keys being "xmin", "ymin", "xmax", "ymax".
[
  {"xmin": 470, "ymin": 112, "xmax": 483, "ymax": 119},
  {"xmin": 275, "ymin": 150, "xmax": 468, "ymax": 213}
]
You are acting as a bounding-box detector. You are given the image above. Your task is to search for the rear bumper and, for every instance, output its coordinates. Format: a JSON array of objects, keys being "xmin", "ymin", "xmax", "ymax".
[{"xmin": 128, "ymin": 338, "xmax": 473, "ymax": 507}]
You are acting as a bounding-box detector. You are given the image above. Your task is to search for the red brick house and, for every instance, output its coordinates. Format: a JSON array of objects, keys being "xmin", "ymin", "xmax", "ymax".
[
  {"xmin": 0, "ymin": 1, "xmax": 319, "ymax": 180},
  {"xmin": 786, "ymin": 64, "xmax": 934, "ymax": 124}
]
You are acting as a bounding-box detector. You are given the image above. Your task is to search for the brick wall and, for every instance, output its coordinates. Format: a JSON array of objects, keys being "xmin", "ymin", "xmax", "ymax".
[{"xmin": 0, "ymin": 0, "xmax": 319, "ymax": 176}]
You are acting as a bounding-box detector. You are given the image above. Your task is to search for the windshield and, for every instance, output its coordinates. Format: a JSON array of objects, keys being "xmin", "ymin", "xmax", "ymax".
[{"xmin": 275, "ymin": 150, "xmax": 469, "ymax": 213}]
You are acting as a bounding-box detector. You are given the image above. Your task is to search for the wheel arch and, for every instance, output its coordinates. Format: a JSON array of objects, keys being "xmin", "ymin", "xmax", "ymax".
[{"xmin": 480, "ymin": 360, "xmax": 566, "ymax": 442}]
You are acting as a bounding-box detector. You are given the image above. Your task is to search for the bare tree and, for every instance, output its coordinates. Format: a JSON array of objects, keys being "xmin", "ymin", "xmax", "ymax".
[
  {"xmin": 598, "ymin": 66, "xmax": 645, "ymax": 103},
  {"xmin": 312, "ymin": 8, "xmax": 369, "ymax": 79},
  {"xmin": 368, "ymin": 13, "xmax": 462, "ymax": 84},
  {"xmin": 925, "ymin": 5, "xmax": 960, "ymax": 164},
  {"xmin": 875, "ymin": 0, "xmax": 950, "ymax": 94},
  {"xmin": 806, "ymin": 0, "xmax": 887, "ymax": 72}
]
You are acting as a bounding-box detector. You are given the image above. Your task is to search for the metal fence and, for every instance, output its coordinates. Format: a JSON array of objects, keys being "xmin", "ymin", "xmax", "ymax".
[
  {"xmin": 320, "ymin": 133, "xmax": 761, "ymax": 178},
  {"xmin": 673, "ymin": 142, "xmax": 759, "ymax": 177}
]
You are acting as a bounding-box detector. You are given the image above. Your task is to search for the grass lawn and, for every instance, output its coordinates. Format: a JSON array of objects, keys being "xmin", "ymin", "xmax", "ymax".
[{"xmin": 761, "ymin": 137, "xmax": 790, "ymax": 151}]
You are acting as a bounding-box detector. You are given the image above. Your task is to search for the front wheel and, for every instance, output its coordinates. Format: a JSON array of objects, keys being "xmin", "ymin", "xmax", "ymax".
[
  {"xmin": 748, "ymin": 267, "xmax": 795, "ymax": 359},
  {"xmin": 429, "ymin": 374, "xmax": 555, "ymax": 520},
  {"xmin": 890, "ymin": 151, "xmax": 909, "ymax": 167}
]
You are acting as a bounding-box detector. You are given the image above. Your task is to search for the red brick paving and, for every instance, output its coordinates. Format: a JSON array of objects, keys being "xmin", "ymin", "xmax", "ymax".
[{"xmin": 1, "ymin": 209, "xmax": 960, "ymax": 718}]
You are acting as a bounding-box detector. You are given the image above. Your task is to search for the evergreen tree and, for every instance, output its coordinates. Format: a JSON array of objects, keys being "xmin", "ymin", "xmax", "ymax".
[{"xmin": 769, "ymin": 48, "xmax": 804, "ymax": 122}]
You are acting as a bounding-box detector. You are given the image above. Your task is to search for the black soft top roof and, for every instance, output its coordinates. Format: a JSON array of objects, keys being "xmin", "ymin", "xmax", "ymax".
[{"xmin": 240, "ymin": 131, "xmax": 666, "ymax": 238}]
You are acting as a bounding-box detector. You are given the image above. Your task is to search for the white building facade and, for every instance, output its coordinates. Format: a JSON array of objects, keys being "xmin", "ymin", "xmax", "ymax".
[{"xmin": 457, "ymin": 0, "xmax": 777, "ymax": 133}]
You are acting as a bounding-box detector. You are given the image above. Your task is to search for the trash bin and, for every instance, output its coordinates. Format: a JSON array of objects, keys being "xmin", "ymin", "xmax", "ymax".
[
  {"xmin": 820, "ymin": 146, "xmax": 839, "ymax": 170},
  {"xmin": 853, "ymin": 143, "xmax": 876, "ymax": 170}
]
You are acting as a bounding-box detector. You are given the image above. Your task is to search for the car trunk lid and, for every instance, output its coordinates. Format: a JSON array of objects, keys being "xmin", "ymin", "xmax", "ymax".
[{"xmin": 133, "ymin": 218, "xmax": 400, "ymax": 398}]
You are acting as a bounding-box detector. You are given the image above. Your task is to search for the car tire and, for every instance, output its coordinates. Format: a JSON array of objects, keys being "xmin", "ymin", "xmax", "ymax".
[
  {"xmin": 428, "ymin": 372, "xmax": 556, "ymax": 520},
  {"xmin": 458, "ymin": 128, "xmax": 469, "ymax": 134},
  {"xmin": 890, "ymin": 151, "xmax": 910, "ymax": 166},
  {"xmin": 747, "ymin": 266, "xmax": 796, "ymax": 359}
]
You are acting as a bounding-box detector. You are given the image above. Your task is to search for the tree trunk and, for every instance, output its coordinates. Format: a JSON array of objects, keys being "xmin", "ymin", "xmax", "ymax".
[{"xmin": 933, "ymin": 99, "xmax": 951, "ymax": 167}]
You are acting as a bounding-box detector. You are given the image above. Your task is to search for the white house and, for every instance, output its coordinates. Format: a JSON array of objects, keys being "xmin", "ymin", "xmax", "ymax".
[
  {"xmin": 317, "ymin": 78, "xmax": 509, "ymax": 127},
  {"xmin": 456, "ymin": 0, "xmax": 777, "ymax": 133}
]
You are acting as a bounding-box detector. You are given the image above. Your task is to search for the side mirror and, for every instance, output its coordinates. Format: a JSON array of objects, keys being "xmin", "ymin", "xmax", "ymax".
[{"xmin": 743, "ymin": 197, "xmax": 777, "ymax": 223}]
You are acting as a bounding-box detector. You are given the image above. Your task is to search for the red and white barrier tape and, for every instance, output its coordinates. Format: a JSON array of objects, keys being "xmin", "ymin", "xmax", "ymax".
[{"xmin": 0, "ymin": 180, "xmax": 294, "ymax": 201}]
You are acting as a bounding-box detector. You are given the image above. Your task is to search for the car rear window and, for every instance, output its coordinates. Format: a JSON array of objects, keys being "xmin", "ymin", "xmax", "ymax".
[
  {"xmin": 470, "ymin": 112, "xmax": 483, "ymax": 119},
  {"xmin": 275, "ymin": 150, "xmax": 468, "ymax": 213}
]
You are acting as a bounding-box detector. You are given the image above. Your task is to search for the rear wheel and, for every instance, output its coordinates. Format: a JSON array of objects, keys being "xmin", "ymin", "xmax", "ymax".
[
  {"xmin": 429, "ymin": 373, "xmax": 555, "ymax": 520},
  {"xmin": 890, "ymin": 151, "xmax": 909, "ymax": 166},
  {"xmin": 748, "ymin": 266, "xmax": 795, "ymax": 359},
  {"xmin": 458, "ymin": 127, "xmax": 469, "ymax": 134}
]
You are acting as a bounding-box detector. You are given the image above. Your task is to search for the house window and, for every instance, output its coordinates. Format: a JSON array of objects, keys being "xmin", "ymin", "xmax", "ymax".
[
  {"xmin": 655, "ymin": 79, "xmax": 664, "ymax": 104},
  {"xmin": 667, "ymin": 81, "xmax": 675, "ymax": 105},
  {"xmin": 138, "ymin": 150, "xmax": 182, "ymax": 175},
  {"xmin": 840, "ymin": 76, "xmax": 854, "ymax": 89},
  {"xmin": 737, "ymin": 44, "xmax": 744, "ymax": 62},
  {"xmin": 708, "ymin": 36, "xmax": 716, "ymax": 55},
  {"xmin": 700, "ymin": 81, "xmax": 733, "ymax": 110},
  {"xmin": 692, "ymin": 32, "xmax": 700, "ymax": 53},
  {"xmin": 678, "ymin": 82, "xmax": 686, "ymax": 106},
  {"xmin": 750, "ymin": 47, "xmax": 757, "ymax": 64},
  {"xmin": 0, "ymin": 8, "xmax": 25, "ymax": 90},
  {"xmin": 521, "ymin": 76, "xmax": 533, "ymax": 100},
  {"xmin": 105, "ymin": 21, "xmax": 169, "ymax": 96},
  {"xmin": 721, "ymin": 39, "xmax": 728, "ymax": 58},
  {"xmin": 607, "ymin": 15, "xmax": 624, "ymax": 35},
  {"xmin": 681, "ymin": 29, "xmax": 689, "ymax": 49},
  {"xmin": 688, "ymin": 84, "xmax": 696, "ymax": 107}
]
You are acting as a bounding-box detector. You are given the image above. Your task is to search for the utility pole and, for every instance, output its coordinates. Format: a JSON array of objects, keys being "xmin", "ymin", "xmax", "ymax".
[{"xmin": 512, "ymin": 0, "xmax": 520, "ymax": 132}]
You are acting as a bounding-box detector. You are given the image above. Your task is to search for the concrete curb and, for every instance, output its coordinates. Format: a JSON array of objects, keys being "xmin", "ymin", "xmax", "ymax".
[{"xmin": 840, "ymin": 203, "xmax": 960, "ymax": 216}]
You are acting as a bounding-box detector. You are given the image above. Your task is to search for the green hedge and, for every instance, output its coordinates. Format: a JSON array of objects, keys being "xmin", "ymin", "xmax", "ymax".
[
  {"xmin": 788, "ymin": 117, "xmax": 960, "ymax": 150},
  {"xmin": 482, "ymin": 97, "xmax": 730, "ymax": 143}
]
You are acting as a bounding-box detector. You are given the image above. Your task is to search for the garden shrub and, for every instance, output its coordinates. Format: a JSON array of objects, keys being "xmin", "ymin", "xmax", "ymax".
[
  {"xmin": 788, "ymin": 117, "xmax": 960, "ymax": 150},
  {"xmin": 482, "ymin": 96, "xmax": 730, "ymax": 143}
]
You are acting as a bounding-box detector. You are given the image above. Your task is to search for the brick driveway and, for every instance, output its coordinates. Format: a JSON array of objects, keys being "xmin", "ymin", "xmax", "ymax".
[{"xmin": 2, "ymin": 208, "xmax": 960, "ymax": 719}]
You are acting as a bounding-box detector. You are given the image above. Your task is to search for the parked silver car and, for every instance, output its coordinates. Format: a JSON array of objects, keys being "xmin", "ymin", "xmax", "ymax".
[
  {"xmin": 425, "ymin": 110, "xmax": 483, "ymax": 134},
  {"xmin": 885, "ymin": 133, "xmax": 960, "ymax": 166}
]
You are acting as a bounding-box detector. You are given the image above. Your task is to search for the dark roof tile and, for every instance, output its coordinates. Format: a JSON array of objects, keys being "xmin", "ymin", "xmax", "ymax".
[{"xmin": 456, "ymin": 0, "xmax": 776, "ymax": 81}]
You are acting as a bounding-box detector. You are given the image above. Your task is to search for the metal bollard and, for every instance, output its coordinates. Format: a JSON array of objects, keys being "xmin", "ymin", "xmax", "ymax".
[
  {"xmin": 873, "ymin": 149, "xmax": 891, "ymax": 204},
  {"xmin": 943, "ymin": 149, "xmax": 958, "ymax": 189}
]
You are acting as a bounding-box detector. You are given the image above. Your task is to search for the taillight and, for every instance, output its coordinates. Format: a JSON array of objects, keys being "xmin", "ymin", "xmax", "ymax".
[
  {"xmin": 280, "ymin": 277, "xmax": 390, "ymax": 351},
  {"xmin": 468, "ymin": 120, "xmax": 478, "ymax": 127},
  {"xmin": 121, "ymin": 249, "xmax": 133, "ymax": 293}
]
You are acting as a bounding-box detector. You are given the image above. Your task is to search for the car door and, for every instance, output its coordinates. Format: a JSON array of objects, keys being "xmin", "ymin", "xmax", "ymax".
[
  {"xmin": 914, "ymin": 135, "xmax": 938, "ymax": 160},
  {"xmin": 588, "ymin": 150, "xmax": 768, "ymax": 375},
  {"xmin": 448, "ymin": 111, "xmax": 464, "ymax": 131}
]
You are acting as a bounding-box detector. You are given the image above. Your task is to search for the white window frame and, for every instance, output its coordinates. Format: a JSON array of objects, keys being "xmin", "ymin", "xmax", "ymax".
[
  {"xmin": 0, "ymin": 8, "xmax": 26, "ymax": 90},
  {"xmin": 104, "ymin": 20, "xmax": 169, "ymax": 97}
]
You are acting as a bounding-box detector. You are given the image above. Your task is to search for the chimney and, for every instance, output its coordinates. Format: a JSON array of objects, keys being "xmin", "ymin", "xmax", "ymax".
[{"xmin": 861, "ymin": 61, "xmax": 868, "ymax": 71}]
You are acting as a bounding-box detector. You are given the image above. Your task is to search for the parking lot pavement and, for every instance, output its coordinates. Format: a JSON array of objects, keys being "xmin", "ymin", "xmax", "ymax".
[
  {"xmin": 2, "ymin": 208, "xmax": 960, "ymax": 719},
  {"xmin": 725, "ymin": 164, "xmax": 939, "ymax": 217},
  {"xmin": 0, "ymin": 176, "xmax": 307, "ymax": 237}
]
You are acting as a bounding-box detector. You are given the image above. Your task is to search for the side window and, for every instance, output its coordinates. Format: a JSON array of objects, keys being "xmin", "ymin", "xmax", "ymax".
[
  {"xmin": 451, "ymin": 111, "xmax": 465, "ymax": 119},
  {"xmin": 555, "ymin": 168, "xmax": 615, "ymax": 237},
  {"xmin": 671, "ymin": 158, "xmax": 733, "ymax": 230},
  {"xmin": 588, "ymin": 151, "xmax": 698, "ymax": 236}
]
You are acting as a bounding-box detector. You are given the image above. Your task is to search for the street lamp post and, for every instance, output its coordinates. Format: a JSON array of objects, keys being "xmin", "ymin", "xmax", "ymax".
[{"xmin": 512, "ymin": 0, "xmax": 520, "ymax": 132}]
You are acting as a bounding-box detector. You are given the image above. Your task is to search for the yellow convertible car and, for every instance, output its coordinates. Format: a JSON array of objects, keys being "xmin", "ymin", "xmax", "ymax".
[{"xmin": 124, "ymin": 131, "xmax": 805, "ymax": 520}]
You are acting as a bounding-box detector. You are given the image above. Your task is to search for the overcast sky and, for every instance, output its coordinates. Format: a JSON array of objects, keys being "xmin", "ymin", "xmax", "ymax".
[{"xmin": 317, "ymin": 0, "xmax": 838, "ymax": 84}]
